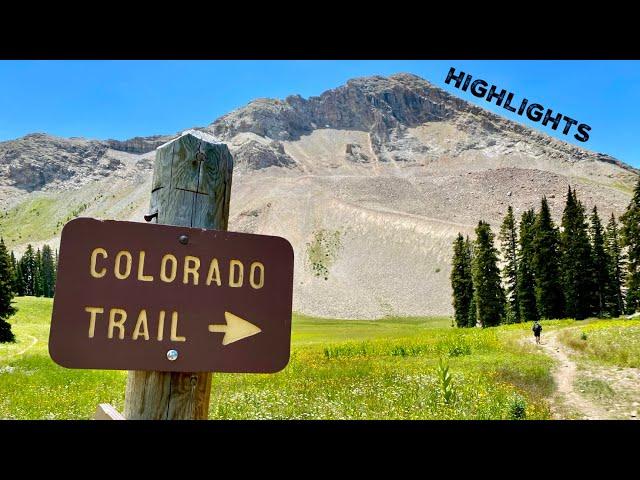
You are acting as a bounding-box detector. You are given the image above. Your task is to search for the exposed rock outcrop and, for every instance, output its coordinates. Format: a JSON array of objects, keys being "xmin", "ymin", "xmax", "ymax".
[
  {"xmin": 106, "ymin": 135, "xmax": 176, "ymax": 154},
  {"xmin": 229, "ymin": 136, "xmax": 296, "ymax": 170},
  {"xmin": 0, "ymin": 133, "xmax": 117, "ymax": 191},
  {"xmin": 206, "ymin": 73, "xmax": 637, "ymax": 173}
]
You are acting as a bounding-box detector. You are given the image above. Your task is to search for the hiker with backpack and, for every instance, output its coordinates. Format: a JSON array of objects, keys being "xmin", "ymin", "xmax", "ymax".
[{"xmin": 532, "ymin": 320, "xmax": 542, "ymax": 344}]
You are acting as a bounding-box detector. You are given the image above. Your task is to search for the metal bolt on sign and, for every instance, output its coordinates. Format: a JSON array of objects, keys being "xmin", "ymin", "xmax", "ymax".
[{"xmin": 167, "ymin": 350, "xmax": 178, "ymax": 361}]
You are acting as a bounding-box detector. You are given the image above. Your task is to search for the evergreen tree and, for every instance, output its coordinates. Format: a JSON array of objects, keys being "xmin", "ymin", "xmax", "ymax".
[
  {"xmin": 559, "ymin": 187, "xmax": 596, "ymax": 319},
  {"xmin": 590, "ymin": 207, "xmax": 612, "ymax": 317},
  {"xmin": 532, "ymin": 197, "xmax": 565, "ymax": 319},
  {"xmin": 53, "ymin": 248, "xmax": 58, "ymax": 291},
  {"xmin": 451, "ymin": 233, "xmax": 474, "ymax": 328},
  {"xmin": 34, "ymin": 248, "xmax": 44, "ymax": 297},
  {"xmin": 19, "ymin": 244, "xmax": 37, "ymax": 296},
  {"xmin": 0, "ymin": 238, "xmax": 16, "ymax": 342},
  {"xmin": 41, "ymin": 245, "xmax": 56, "ymax": 297},
  {"xmin": 9, "ymin": 251, "xmax": 18, "ymax": 292},
  {"xmin": 471, "ymin": 221, "xmax": 505, "ymax": 327},
  {"xmin": 466, "ymin": 237, "xmax": 477, "ymax": 327},
  {"xmin": 517, "ymin": 209, "xmax": 538, "ymax": 322},
  {"xmin": 468, "ymin": 290, "xmax": 477, "ymax": 327},
  {"xmin": 621, "ymin": 177, "xmax": 640, "ymax": 314},
  {"xmin": 14, "ymin": 258, "xmax": 25, "ymax": 296},
  {"xmin": 499, "ymin": 206, "xmax": 520, "ymax": 323},
  {"xmin": 605, "ymin": 213, "xmax": 625, "ymax": 317}
]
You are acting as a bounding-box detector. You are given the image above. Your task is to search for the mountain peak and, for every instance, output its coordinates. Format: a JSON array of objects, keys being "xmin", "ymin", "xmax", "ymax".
[
  {"xmin": 2, "ymin": 73, "xmax": 636, "ymax": 195},
  {"xmin": 345, "ymin": 71, "xmax": 432, "ymax": 88},
  {"xmin": 207, "ymin": 72, "xmax": 456, "ymax": 143},
  {"xmin": 204, "ymin": 73, "xmax": 636, "ymax": 175}
]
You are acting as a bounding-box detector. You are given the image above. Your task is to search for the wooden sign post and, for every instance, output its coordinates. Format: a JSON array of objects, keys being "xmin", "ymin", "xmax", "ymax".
[
  {"xmin": 124, "ymin": 130, "xmax": 233, "ymax": 420},
  {"xmin": 49, "ymin": 128, "xmax": 293, "ymax": 419}
]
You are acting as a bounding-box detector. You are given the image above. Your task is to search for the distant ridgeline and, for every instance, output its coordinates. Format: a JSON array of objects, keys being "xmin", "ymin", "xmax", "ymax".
[
  {"xmin": 6, "ymin": 243, "xmax": 57, "ymax": 298},
  {"xmin": 445, "ymin": 67, "xmax": 592, "ymax": 142}
]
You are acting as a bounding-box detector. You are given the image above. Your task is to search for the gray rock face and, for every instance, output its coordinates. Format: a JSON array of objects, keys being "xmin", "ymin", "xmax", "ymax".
[
  {"xmin": 231, "ymin": 139, "xmax": 296, "ymax": 170},
  {"xmin": 209, "ymin": 74, "xmax": 456, "ymax": 141},
  {"xmin": 205, "ymin": 73, "xmax": 465, "ymax": 164},
  {"xmin": 2, "ymin": 73, "xmax": 635, "ymax": 192},
  {"xmin": 205, "ymin": 73, "xmax": 637, "ymax": 171},
  {"xmin": 0, "ymin": 133, "xmax": 117, "ymax": 191},
  {"xmin": 0, "ymin": 132, "xmax": 177, "ymax": 193},
  {"xmin": 345, "ymin": 143, "xmax": 370, "ymax": 163},
  {"xmin": 106, "ymin": 135, "xmax": 176, "ymax": 154}
]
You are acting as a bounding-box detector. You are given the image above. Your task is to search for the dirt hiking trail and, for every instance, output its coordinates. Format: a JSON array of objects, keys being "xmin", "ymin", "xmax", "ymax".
[{"xmin": 537, "ymin": 329, "xmax": 640, "ymax": 420}]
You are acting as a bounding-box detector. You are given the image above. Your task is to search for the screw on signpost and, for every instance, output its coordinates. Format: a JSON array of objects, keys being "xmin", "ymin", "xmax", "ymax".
[{"xmin": 124, "ymin": 129, "xmax": 233, "ymax": 420}]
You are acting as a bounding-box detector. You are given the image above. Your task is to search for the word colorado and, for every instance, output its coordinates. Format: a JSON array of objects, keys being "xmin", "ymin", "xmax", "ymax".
[
  {"xmin": 89, "ymin": 248, "xmax": 265, "ymax": 289},
  {"xmin": 445, "ymin": 67, "xmax": 591, "ymax": 142}
]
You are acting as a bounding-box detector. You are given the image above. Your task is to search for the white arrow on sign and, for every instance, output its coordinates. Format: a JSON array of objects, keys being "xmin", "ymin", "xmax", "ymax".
[{"xmin": 208, "ymin": 312, "xmax": 262, "ymax": 346}]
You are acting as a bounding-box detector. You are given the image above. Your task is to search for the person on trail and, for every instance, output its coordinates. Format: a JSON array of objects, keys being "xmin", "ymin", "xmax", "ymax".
[{"xmin": 532, "ymin": 320, "xmax": 542, "ymax": 344}]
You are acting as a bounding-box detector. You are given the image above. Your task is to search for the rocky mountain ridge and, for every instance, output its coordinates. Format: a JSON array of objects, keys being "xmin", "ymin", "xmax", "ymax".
[
  {"xmin": 207, "ymin": 73, "xmax": 633, "ymax": 173},
  {"xmin": 1, "ymin": 73, "xmax": 635, "ymax": 195},
  {"xmin": 0, "ymin": 72, "xmax": 637, "ymax": 318}
]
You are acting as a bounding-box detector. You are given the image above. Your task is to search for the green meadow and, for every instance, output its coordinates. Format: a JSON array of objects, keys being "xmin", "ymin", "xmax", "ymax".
[
  {"xmin": 5, "ymin": 297, "xmax": 637, "ymax": 420},
  {"xmin": 557, "ymin": 319, "xmax": 640, "ymax": 368},
  {"xmin": 0, "ymin": 297, "xmax": 557, "ymax": 420}
]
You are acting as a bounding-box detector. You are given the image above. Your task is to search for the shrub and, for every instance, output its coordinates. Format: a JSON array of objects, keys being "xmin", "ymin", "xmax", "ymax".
[
  {"xmin": 306, "ymin": 229, "xmax": 342, "ymax": 280},
  {"xmin": 436, "ymin": 337, "xmax": 472, "ymax": 357},
  {"xmin": 509, "ymin": 394, "xmax": 527, "ymax": 419},
  {"xmin": 390, "ymin": 344, "xmax": 429, "ymax": 357},
  {"xmin": 447, "ymin": 340, "xmax": 472, "ymax": 357}
]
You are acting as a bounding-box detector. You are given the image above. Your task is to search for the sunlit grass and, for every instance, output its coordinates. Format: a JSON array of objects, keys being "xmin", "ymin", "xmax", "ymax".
[
  {"xmin": 0, "ymin": 297, "xmax": 557, "ymax": 419},
  {"xmin": 557, "ymin": 318, "xmax": 640, "ymax": 368}
]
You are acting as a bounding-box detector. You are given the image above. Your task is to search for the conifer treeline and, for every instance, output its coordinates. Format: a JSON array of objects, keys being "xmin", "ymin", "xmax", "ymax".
[
  {"xmin": 9, "ymin": 243, "xmax": 58, "ymax": 298},
  {"xmin": 451, "ymin": 179, "xmax": 640, "ymax": 327},
  {"xmin": 0, "ymin": 238, "xmax": 16, "ymax": 342},
  {"xmin": 0, "ymin": 239, "xmax": 59, "ymax": 342}
]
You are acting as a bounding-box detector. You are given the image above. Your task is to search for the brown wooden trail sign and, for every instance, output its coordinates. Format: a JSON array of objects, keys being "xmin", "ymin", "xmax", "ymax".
[
  {"xmin": 49, "ymin": 218, "xmax": 294, "ymax": 373},
  {"xmin": 48, "ymin": 130, "xmax": 294, "ymax": 420}
]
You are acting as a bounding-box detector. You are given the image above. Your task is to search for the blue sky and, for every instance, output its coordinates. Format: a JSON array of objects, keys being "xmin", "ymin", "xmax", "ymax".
[{"xmin": 0, "ymin": 60, "xmax": 638, "ymax": 166}]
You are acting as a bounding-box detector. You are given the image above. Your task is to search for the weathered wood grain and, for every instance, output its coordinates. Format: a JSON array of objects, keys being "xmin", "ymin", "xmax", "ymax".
[
  {"xmin": 124, "ymin": 131, "xmax": 233, "ymax": 420},
  {"xmin": 94, "ymin": 403, "xmax": 126, "ymax": 420}
]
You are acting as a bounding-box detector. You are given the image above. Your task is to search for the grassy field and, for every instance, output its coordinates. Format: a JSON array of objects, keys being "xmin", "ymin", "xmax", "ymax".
[
  {"xmin": 0, "ymin": 179, "xmax": 146, "ymax": 250},
  {"xmin": 0, "ymin": 297, "xmax": 558, "ymax": 420},
  {"xmin": 557, "ymin": 318, "xmax": 640, "ymax": 368}
]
